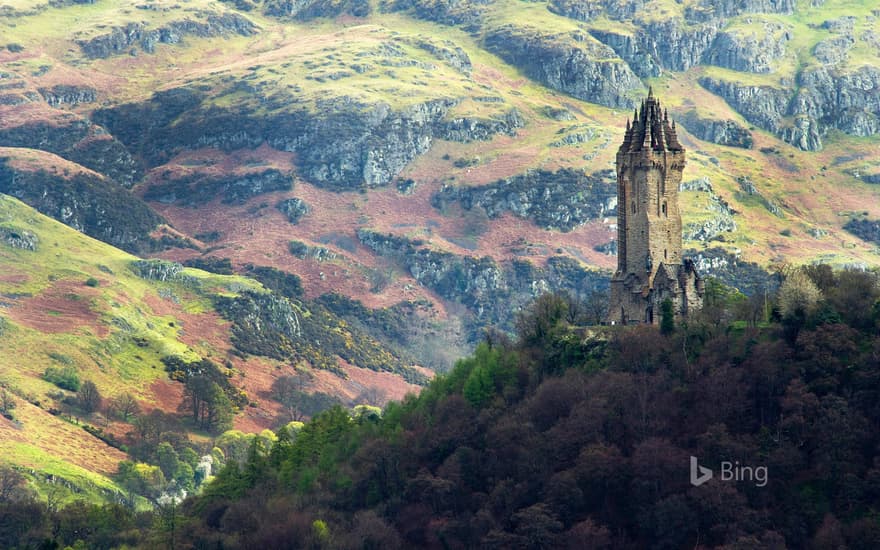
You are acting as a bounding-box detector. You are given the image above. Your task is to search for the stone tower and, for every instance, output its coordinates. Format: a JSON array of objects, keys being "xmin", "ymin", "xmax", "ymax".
[{"xmin": 607, "ymin": 89, "xmax": 703, "ymax": 325}]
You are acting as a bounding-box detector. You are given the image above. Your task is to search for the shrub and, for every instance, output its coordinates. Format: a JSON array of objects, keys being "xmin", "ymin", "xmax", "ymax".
[
  {"xmin": 85, "ymin": 277, "xmax": 100, "ymax": 287},
  {"xmin": 43, "ymin": 366, "xmax": 81, "ymax": 392}
]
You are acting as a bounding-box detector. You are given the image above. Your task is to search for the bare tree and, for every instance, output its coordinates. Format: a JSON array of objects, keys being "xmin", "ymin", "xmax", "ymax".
[
  {"xmin": 271, "ymin": 371, "xmax": 314, "ymax": 422},
  {"xmin": 355, "ymin": 387, "xmax": 387, "ymax": 407},
  {"xmin": 0, "ymin": 465, "xmax": 26, "ymax": 502},
  {"xmin": 584, "ymin": 289, "xmax": 609, "ymax": 326},
  {"xmin": 77, "ymin": 380, "xmax": 102, "ymax": 414},
  {"xmin": 109, "ymin": 392, "xmax": 141, "ymax": 421}
]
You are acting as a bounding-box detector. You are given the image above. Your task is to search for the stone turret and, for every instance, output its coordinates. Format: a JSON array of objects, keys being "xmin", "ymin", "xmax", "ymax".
[{"xmin": 607, "ymin": 89, "xmax": 703, "ymax": 325}]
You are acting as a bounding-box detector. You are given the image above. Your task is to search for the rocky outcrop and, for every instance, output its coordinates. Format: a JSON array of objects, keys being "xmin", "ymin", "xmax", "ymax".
[
  {"xmin": 588, "ymin": 30, "xmax": 659, "ymax": 78},
  {"xmin": 549, "ymin": 0, "xmax": 647, "ymax": 22},
  {"xmin": 483, "ymin": 26, "xmax": 642, "ymax": 109},
  {"xmin": 130, "ymin": 259, "xmax": 184, "ymax": 281},
  {"xmin": 690, "ymin": 0, "xmax": 795, "ymax": 18},
  {"xmin": 0, "ymin": 114, "xmax": 141, "ymax": 187},
  {"xmin": 77, "ymin": 13, "xmax": 257, "ymax": 58},
  {"xmin": 687, "ymin": 247, "xmax": 777, "ymax": 296},
  {"xmin": 703, "ymin": 23, "xmax": 789, "ymax": 74},
  {"xmin": 432, "ymin": 168, "xmax": 615, "ymax": 231},
  {"xmin": 435, "ymin": 108, "xmax": 524, "ymax": 142},
  {"xmin": 637, "ymin": 19, "xmax": 719, "ymax": 72},
  {"xmin": 414, "ymin": 39, "xmax": 472, "ymax": 74},
  {"xmin": 0, "ymin": 226, "xmax": 38, "ymax": 251},
  {"xmin": 550, "ymin": 124, "xmax": 596, "ymax": 147},
  {"xmin": 263, "ymin": 0, "xmax": 370, "ymax": 20},
  {"xmin": 779, "ymin": 115, "xmax": 822, "ymax": 152},
  {"xmin": 38, "ymin": 85, "xmax": 97, "ymax": 107},
  {"xmin": 277, "ymin": 198, "xmax": 310, "ymax": 224},
  {"xmin": 795, "ymin": 66, "xmax": 880, "ymax": 137},
  {"xmin": 698, "ymin": 77, "xmax": 792, "ymax": 136},
  {"xmin": 698, "ymin": 78, "xmax": 789, "ymax": 133},
  {"xmin": 0, "ymin": 159, "xmax": 162, "ymax": 254},
  {"xmin": 97, "ymin": 85, "xmax": 523, "ymax": 189},
  {"xmin": 144, "ymin": 169, "xmax": 293, "ymax": 205},
  {"xmin": 214, "ymin": 291, "xmax": 302, "ymax": 360},
  {"xmin": 288, "ymin": 240, "xmax": 338, "ymax": 261},
  {"xmin": 680, "ymin": 113, "xmax": 753, "ymax": 148},
  {"xmin": 703, "ymin": 62, "xmax": 880, "ymax": 150},
  {"xmin": 388, "ymin": 0, "xmax": 490, "ymax": 29},
  {"xmin": 813, "ymin": 35, "xmax": 854, "ymax": 65},
  {"xmin": 679, "ymin": 177, "xmax": 737, "ymax": 242},
  {"xmin": 843, "ymin": 218, "xmax": 880, "ymax": 246},
  {"xmin": 358, "ymin": 229, "xmax": 609, "ymax": 336}
]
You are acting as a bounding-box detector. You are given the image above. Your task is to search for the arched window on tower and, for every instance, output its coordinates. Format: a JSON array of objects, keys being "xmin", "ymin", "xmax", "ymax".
[
  {"xmin": 631, "ymin": 202, "xmax": 636, "ymax": 213},
  {"xmin": 662, "ymin": 202, "xmax": 667, "ymax": 217}
]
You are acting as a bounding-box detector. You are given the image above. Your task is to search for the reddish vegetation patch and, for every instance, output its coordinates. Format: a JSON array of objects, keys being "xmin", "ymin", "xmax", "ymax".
[
  {"xmin": 143, "ymin": 292, "xmax": 233, "ymax": 353},
  {"xmin": 148, "ymin": 379, "xmax": 184, "ymax": 415},
  {"xmin": 141, "ymin": 144, "xmax": 298, "ymax": 200},
  {"xmin": 310, "ymin": 358, "xmax": 425, "ymax": 405},
  {"xmin": 0, "ymin": 147, "xmax": 104, "ymax": 179},
  {"xmin": 0, "ymin": 271, "xmax": 28, "ymax": 285},
  {"xmin": 0, "ymin": 400, "xmax": 127, "ymax": 476},
  {"xmin": 7, "ymin": 279, "xmax": 108, "ymax": 337},
  {"xmin": 231, "ymin": 356, "xmax": 285, "ymax": 433},
  {"xmin": 0, "ymin": 102, "xmax": 78, "ymax": 129}
]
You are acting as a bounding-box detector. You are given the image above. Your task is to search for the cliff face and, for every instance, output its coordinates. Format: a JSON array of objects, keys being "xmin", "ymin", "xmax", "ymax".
[
  {"xmin": 77, "ymin": 13, "xmax": 258, "ymax": 58},
  {"xmin": 0, "ymin": 113, "xmax": 141, "ymax": 186},
  {"xmin": 432, "ymin": 169, "xmax": 616, "ymax": 232},
  {"xmin": 95, "ymin": 86, "xmax": 526, "ymax": 190},
  {"xmin": 483, "ymin": 26, "xmax": 643, "ymax": 109},
  {"xmin": 357, "ymin": 230, "xmax": 609, "ymax": 335},
  {"xmin": 0, "ymin": 158, "xmax": 162, "ymax": 254}
]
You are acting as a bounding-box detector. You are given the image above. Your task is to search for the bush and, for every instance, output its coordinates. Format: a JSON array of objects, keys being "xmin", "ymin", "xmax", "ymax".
[
  {"xmin": 85, "ymin": 277, "xmax": 100, "ymax": 287},
  {"xmin": 43, "ymin": 366, "xmax": 81, "ymax": 392},
  {"xmin": 6, "ymin": 43, "xmax": 23, "ymax": 53}
]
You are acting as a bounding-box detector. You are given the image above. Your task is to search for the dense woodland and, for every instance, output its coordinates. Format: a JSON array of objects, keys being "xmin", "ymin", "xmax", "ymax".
[{"xmin": 2, "ymin": 265, "xmax": 880, "ymax": 549}]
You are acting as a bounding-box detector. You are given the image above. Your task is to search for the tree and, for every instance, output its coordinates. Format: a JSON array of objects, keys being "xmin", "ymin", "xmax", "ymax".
[
  {"xmin": 778, "ymin": 267, "xmax": 823, "ymax": 342},
  {"xmin": 0, "ymin": 465, "xmax": 27, "ymax": 502},
  {"xmin": 516, "ymin": 293, "xmax": 570, "ymax": 346},
  {"xmin": 77, "ymin": 380, "xmax": 102, "ymax": 414},
  {"xmin": 778, "ymin": 268, "xmax": 822, "ymax": 321},
  {"xmin": 271, "ymin": 372, "xmax": 314, "ymax": 422},
  {"xmin": 180, "ymin": 376, "xmax": 234, "ymax": 433},
  {"xmin": 109, "ymin": 392, "xmax": 141, "ymax": 421},
  {"xmin": 584, "ymin": 289, "xmax": 609, "ymax": 326}
]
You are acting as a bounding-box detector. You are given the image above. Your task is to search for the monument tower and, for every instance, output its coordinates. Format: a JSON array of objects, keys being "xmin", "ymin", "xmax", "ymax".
[{"xmin": 607, "ymin": 89, "xmax": 703, "ymax": 325}]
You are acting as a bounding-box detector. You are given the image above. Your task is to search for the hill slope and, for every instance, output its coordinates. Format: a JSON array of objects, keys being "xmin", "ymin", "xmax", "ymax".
[{"xmin": 0, "ymin": 193, "xmax": 423, "ymax": 501}]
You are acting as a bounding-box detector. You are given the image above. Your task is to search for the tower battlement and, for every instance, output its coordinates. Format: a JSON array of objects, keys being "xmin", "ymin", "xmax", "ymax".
[{"xmin": 607, "ymin": 89, "xmax": 703, "ymax": 325}]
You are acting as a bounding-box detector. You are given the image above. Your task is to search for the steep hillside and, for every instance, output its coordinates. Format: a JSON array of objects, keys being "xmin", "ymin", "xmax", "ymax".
[
  {"xmin": 2, "ymin": 0, "xmax": 879, "ymax": 350},
  {"xmin": 0, "ymin": 194, "xmax": 423, "ymax": 501}
]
